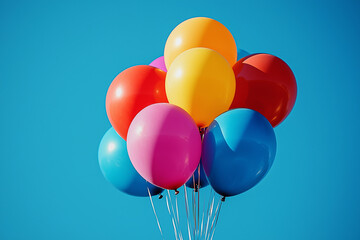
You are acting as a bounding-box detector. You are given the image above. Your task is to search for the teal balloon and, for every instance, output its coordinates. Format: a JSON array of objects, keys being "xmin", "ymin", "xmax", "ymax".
[
  {"xmin": 202, "ymin": 109, "xmax": 276, "ymax": 197},
  {"xmin": 185, "ymin": 162, "xmax": 209, "ymax": 189},
  {"xmin": 98, "ymin": 128, "xmax": 163, "ymax": 197}
]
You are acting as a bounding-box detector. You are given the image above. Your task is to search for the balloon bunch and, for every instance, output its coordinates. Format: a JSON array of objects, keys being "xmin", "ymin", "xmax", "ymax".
[{"xmin": 98, "ymin": 17, "xmax": 297, "ymax": 238}]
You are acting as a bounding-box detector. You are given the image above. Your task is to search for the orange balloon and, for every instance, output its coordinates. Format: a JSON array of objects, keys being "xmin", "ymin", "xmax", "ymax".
[{"xmin": 164, "ymin": 17, "xmax": 237, "ymax": 69}]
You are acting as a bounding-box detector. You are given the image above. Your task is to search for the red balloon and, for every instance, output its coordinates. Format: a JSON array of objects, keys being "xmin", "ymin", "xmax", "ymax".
[
  {"xmin": 106, "ymin": 65, "xmax": 168, "ymax": 139},
  {"xmin": 231, "ymin": 53, "xmax": 297, "ymax": 127}
]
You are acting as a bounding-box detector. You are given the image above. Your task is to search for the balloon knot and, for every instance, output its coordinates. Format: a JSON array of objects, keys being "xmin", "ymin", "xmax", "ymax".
[
  {"xmin": 221, "ymin": 196, "xmax": 226, "ymax": 202},
  {"xmin": 199, "ymin": 127, "xmax": 207, "ymax": 135},
  {"xmin": 158, "ymin": 194, "xmax": 163, "ymax": 199},
  {"xmin": 174, "ymin": 189, "xmax": 179, "ymax": 195}
]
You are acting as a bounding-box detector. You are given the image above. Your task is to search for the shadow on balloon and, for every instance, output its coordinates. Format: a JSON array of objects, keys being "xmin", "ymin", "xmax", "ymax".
[
  {"xmin": 98, "ymin": 127, "xmax": 164, "ymax": 197},
  {"xmin": 185, "ymin": 162, "xmax": 209, "ymax": 189},
  {"xmin": 231, "ymin": 61, "xmax": 292, "ymax": 126},
  {"xmin": 202, "ymin": 115, "xmax": 275, "ymax": 197},
  {"xmin": 127, "ymin": 103, "xmax": 202, "ymax": 191}
]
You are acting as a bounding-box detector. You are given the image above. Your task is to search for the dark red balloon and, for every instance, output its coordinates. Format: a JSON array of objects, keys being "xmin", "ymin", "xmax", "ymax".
[
  {"xmin": 230, "ymin": 53, "xmax": 297, "ymax": 127},
  {"xmin": 106, "ymin": 65, "xmax": 168, "ymax": 139}
]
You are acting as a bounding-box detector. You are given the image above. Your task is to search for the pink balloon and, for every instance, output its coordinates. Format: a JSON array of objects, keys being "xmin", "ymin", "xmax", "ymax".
[
  {"xmin": 127, "ymin": 103, "xmax": 201, "ymax": 190},
  {"xmin": 149, "ymin": 56, "xmax": 167, "ymax": 72}
]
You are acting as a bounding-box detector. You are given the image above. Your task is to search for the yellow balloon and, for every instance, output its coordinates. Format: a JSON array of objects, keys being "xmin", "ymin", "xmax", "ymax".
[
  {"xmin": 164, "ymin": 17, "xmax": 237, "ymax": 69},
  {"xmin": 166, "ymin": 48, "xmax": 236, "ymax": 127}
]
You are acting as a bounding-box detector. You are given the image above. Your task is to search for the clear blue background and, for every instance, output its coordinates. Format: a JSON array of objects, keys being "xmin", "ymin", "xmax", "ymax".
[{"xmin": 1, "ymin": 0, "xmax": 360, "ymax": 239}]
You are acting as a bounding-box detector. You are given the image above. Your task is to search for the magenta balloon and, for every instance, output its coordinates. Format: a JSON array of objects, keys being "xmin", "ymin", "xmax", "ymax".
[
  {"xmin": 127, "ymin": 103, "xmax": 201, "ymax": 190},
  {"xmin": 149, "ymin": 56, "xmax": 167, "ymax": 72}
]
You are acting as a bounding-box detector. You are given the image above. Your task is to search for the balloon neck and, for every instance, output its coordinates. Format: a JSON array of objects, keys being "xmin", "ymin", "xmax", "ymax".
[
  {"xmin": 174, "ymin": 189, "xmax": 179, "ymax": 195},
  {"xmin": 199, "ymin": 127, "xmax": 207, "ymax": 135},
  {"xmin": 158, "ymin": 194, "xmax": 163, "ymax": 199},
  {"xmin": 221, "ymin": 196, "xmax": 226, "ymax": 202}
]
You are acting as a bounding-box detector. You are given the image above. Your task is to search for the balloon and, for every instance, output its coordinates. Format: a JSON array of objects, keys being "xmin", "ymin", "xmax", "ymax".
[
  {"xmin": 185, "ymin": 163, "xmax": 209, "ymax": 189},
  {"xmin": 230, "ymin": 53, "xmax": 297, "ymax": 127},
  {"xmin": 106, "ymin": 65, "xmax": 168, "ymax": 140},
  {"xmin": 237, "ymin": 49, "xmax": 250, "ymax": 60},
  {"xmin": 202, "ymin": 108, "xmax": 276, "ymax": 197},
  {"xmin": 150, "ymin": 56, "xmax": 167, "ymax": 72},
  {"xmin": 127, "ymin": 103, "xmax": 202, "ymax": 190},
  {"xmin": 166, "ymin": 47, "xmax": 236, "ymax": 127},
  {"xmin": 98, "ymin": 128, "xmax": 163, "ymax": 197},
  {"xmin": 164, "ymin": 17, "xmax": 237, "ymax": 68}
]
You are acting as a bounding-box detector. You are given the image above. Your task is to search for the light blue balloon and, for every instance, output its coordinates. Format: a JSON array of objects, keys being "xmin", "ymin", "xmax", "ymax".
[
  {"xmin": 98, "ymin": 128, "xmax": 163, "ymax": 197},
  {"xmin": 202, "ymin": 109, "xmax": 276, "ymax": 197}
]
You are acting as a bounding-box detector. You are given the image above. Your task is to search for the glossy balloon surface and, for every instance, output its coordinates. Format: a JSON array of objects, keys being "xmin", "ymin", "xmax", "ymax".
[
  {"xmin": 106, "ymin": 65, "xmax": 168, "ymax": 139},
  {"xmin": 202, "ymin": 109, "xmax": 276, "ymax": 197},
  {"xmin": 166, "ymin": 47, "xmax": 236, "ymax": 127},
  {"xmin": 231, "ymin": 53, "xmax": 297, "ymax": 127},
  {"xmin": 98, "ymin": 128, "xmax": 163, "ymax": 197},
  {"xmin": 164, "ymin": 17, "xmax": 237, "ymax": 68},
  {"xmin": 127, "ymin": 103, "xmax": 202, "ymax": 190}
]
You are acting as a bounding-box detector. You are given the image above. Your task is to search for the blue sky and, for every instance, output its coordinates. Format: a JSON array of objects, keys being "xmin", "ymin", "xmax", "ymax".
[{"xmin": 1, "ymin": 0, "xmax": 360, "ymax": 239}]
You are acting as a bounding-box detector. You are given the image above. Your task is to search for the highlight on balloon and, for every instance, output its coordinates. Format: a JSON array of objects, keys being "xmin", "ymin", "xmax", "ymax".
[{"xmin": 98, "ymin": 16, "xmax": 297, "ymax": 239}]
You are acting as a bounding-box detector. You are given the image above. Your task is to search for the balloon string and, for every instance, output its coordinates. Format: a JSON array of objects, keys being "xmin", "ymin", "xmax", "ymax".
[
  {"xmin": 207, "ymin": 197, "xmax": 222, "ymax": 240},
  {"xmin": 175, "ymin": 192, "xmax": 184, "ymax": 240},
  {"xmin": 197, "ymin": 166, "xmax": 200, "ymax": 237},
  {"xmin": 175, "ymin": 193, "xmax": 180, "ymax": 225},
  {"xmin": 191, "ymin": 175, "xmax": 196, "ymax": 239},
  {"xmin": 197, "ymin": 189, "xmax": 200, "ymax": 239},
  {"xmin": 200, "ymin": 211, "xmax": 205, "ymax": 239},
  {"xmin": 209, "ymin": 200, "xmax": 223, "ymax": 240},
  {"xmin": 147, "ymin": 188, "xmax": 163, "ymax": 238},
  {"xmin": 166, "ymin": 193, "xmax": 178, "ymax": 240},
  {"xmin": 183, "ymin": 185, "xmax": 192, "ymax": 240},
  {"xmin": 192, "ymin": 186, "xmax": 197, "ymax": 239},
  {"xmin": 200, "ymin": 188, "xmax": 212, "ymax": 238},
  {"xmin": 204, "ymin": 191, "xmax": 215, "ymax": 240},
  {"xmin": 167, "ymin": 190, "xmax": 183, "ymax": 240}
]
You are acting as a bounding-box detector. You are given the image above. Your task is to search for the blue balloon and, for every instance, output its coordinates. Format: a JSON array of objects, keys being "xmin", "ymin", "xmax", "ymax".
[
  {"xmin": 185, "ymin": 162, "xmax": 209, "ymax": 189},
  {"xmin": 202, "ymin": 109, "xmax": 276, "ymax": 197},
  {"xmin": 237, "ymin": 49, "xmax": 250, "ymax": 60},
  {"xmin": 98, "ymin": 128, "xmax": 163, "ymax": 197}
]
